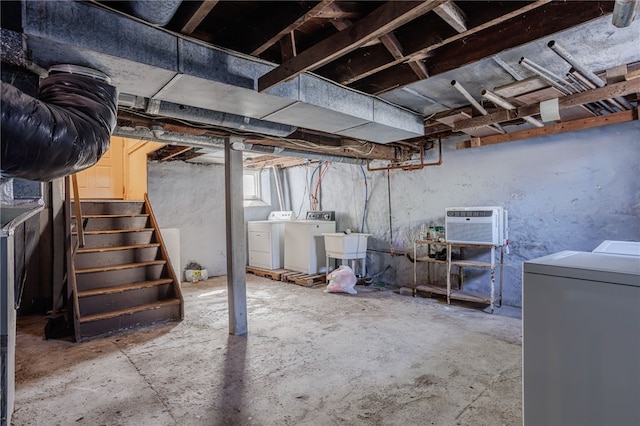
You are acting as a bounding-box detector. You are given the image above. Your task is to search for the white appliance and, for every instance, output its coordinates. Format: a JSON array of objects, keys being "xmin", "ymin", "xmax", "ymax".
[
  {"xmin": 592, "ymin": 240, "xmax": 640, "ymax": 256},
  {"xmin": 284, "ymin": 211, "xmax": 336, "ymax": 274},
  {"xmin": 247, "ymin": 211, "xmax": 293, "ymax": 270},
  {"xmin": 445, "ymin": 206, "xmax": 507, "ymax": 245},
  {"xmin": 523, "ymin": 251, "xmax": 640, "ymax": 426}
]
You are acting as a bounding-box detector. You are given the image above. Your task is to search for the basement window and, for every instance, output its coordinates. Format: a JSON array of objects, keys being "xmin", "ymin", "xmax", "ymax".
[{"xmin": 243, "ymin": 169, "xmax": 270, "ymax": 207}]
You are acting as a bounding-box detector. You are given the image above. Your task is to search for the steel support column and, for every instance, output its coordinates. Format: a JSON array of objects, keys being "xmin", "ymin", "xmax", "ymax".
[{"xmin": 225, "ymin": 136, "xmax": 248, "ymax": 336}]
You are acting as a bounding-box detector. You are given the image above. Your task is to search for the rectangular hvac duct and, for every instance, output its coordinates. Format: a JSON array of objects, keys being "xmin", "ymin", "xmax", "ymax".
[{"xmin": 21, "ymin": 0, "xmax": 423, "ymax": 143}]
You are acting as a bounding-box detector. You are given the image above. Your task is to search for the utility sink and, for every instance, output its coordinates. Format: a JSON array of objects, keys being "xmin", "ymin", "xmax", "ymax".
[{"xmin": 323, "ymin": 233, "xmax": 372, "ymax": 258}]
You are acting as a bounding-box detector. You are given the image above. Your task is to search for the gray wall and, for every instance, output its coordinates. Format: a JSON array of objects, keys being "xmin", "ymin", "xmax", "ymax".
[
  {"xmin": 148, "ymin": 161, "xmax": 282, "ymax": 278},
  {"xmin": 284, "ymin": 121, "xmax": 640, "ymax": 307},
  {"xmin": 147, "ymin": 121, "xmax": 639, "ymax": 307},
  {"xmin": 148, "ymin": 161, "xmax": 227, "ymax": 277}
]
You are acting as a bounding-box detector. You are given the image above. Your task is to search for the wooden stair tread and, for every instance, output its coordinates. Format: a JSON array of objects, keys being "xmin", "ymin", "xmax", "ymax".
[
  {"xmin": 75, "ymin": 260, "xmax": 166, "ymax": 274},
  {"xmin": 78, "ymin": 279, "xmax": 174, "ymax": 297},
  {"xmin": 72, "ymin": 228, "xmax": 154, "ymax": 235},
  {"xmin": 79, "ymin": 299, "xmax": 181, "ymax": 323},
  {"xmin": 72, "ymin": 214, "xmax": 149, "ymax": 218},
  {"xmin": 76, "ymin": 243, "xmax": 161, "ymax": 254}
]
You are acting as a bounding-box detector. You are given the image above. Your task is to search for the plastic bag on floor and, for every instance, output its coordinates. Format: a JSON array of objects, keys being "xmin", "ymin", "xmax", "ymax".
[{"xmin": 325, "ymin": 265, "xmax": 357, "ymax": 295}]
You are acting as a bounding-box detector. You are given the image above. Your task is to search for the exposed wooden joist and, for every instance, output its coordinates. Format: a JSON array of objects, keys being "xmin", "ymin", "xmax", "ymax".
[
  {"xmin": 251, "ymin": 0, "xmax": 336, "ymax": 56},
  {"xmin": 181, "ymin": 0, "xmax": 219, "ymax": 35},
  {"xmin": 380, "ymin": 33, "xmax": 428, "ymax": 79},
  {"xmin": 456, "ymin": 109, "xmax": 638, "ymax": 149},
  {"xmin": 157, "ymin": 146, "xmax": 193, "ymax": 162},
  {"xmin": 258, "ymin": 0, "xmax": 447, "ymax": 92},
  {"xmin": 279, "ymin": 31, "xmax": 297, "ymax": 62},
  {"xmin": 352, "ymin": 1, "xmax": 614, "ymax": 93},
  {"xmin": 433, "ymin": 1, "xmax": 467, "ymax": 33},
  {"xmin": 336, "ymin": 0, "xmax": 551, "ymax": 86},
  {"xmin": 452, "ymin": 78, "xmax": 640, "ymax": 131}
]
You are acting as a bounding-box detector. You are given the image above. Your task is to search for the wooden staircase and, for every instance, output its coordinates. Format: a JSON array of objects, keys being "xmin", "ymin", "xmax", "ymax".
[{"xmin": 70, "ymin": 196, "xmax": 183, "ymax": 341}]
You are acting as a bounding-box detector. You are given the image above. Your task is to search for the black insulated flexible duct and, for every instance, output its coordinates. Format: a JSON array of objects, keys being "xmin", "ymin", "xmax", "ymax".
[{"xmin": 1, "ymin": 66, "xmax": 118, "ymax": 181}]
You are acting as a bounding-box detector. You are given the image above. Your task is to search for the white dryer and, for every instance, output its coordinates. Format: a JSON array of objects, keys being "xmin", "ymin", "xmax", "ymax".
[
  {"xmin": 247, "ymin": 211, "xmax": 293, "ymax": 270},
  {"xmin": 284, "ymin": 211, "xmax": 336, "ymax": 274}
]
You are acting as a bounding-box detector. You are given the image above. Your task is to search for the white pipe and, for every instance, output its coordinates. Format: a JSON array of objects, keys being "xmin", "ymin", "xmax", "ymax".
[
  {"xmin": 520, "ymin": 57, "xmax": 577, "ymax": 94},
  {"xmin": 548, "ymin": 40, "xmax": 634, "ymax": 109},
  {"xmin": 569, "ymin": 69, "xmax": 627, "ymax": 112},
  {"xmin": 451, "ymin": 80, "xmax": 505, "ymax": 134},
  {"xmin": 519, "ymin": 59, "xmax": 572, "ymax": 95},
  {"xmin": 612, "ymin": 0, "xmax": 639, "ymax": 28},
  {"xmin": 566, "ymin": 73, "xmax": 612, "ymax": 114},
  {"xmin": 271, "ymin": 166, "xmax": 285, "ymax": 211},
  {"xmin": 481, "ymin": 89, "xmax": 545, "ymax": 127}
]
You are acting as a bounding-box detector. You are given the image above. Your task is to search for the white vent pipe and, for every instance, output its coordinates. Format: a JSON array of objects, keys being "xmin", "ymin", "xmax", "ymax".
[
  {"xmin": 451, "ymin": 80, "xmax": 505, "ymax": 134},
  {"xmin": 481, "ymin": 90, "xmax": 544, "ymax": 127}
]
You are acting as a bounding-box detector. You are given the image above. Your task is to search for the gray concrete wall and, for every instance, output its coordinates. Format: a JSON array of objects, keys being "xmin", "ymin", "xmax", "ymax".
[
  {"xmin": 284, "ymin": 121, "xmax": 640, "ymax": 307},
  {"xmin": 147, "ymin": 122, "xmax": 638, "ymax": 306},
  {"xmin": 148, "ymin": 161, "xmax": 228, "ymax": 278},
  {"xmin": 148, "ymin": 161, "xmax": 282, "ymax": 279}
]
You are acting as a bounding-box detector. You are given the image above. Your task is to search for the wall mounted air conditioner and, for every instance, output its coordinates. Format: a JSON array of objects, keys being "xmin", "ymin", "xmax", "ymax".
[{"xmin": 445, "ymin": 206, "xmax": 508, "ymax": 246}]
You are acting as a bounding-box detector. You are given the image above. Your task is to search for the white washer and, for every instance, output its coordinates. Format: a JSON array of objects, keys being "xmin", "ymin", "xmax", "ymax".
[
  {"xmin": 284, "ymin": 211, "xmax": 336, "ymax": 274},
  {"xmin": 247, "ymin": 211, "xmax": 293, "ymax": 270}
]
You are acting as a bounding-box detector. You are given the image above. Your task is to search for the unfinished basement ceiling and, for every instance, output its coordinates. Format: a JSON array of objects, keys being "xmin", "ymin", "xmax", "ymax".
[{"xmin": 7, "ymin": 1, "xmax": 640, "ymax": 166}]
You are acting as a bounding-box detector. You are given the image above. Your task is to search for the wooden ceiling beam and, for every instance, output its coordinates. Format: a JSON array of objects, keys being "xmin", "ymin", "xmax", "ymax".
[
  {"xmin": 351, "ymin": 1, "xmax": 614, "ymax": 94},
  {"xmin": 452, "ymin": 76, "xmax": 640, "ymax": 131},
  {"xmin": 279, "ymin": 31, "xmax": 297, "ymax": 63},
  {"xmin": 251, "ymin": 0, "xmax": 336, "ymax": 56},
  {"xmin": 157, "ymin": 146, "xmax": 194, "ymax": 162},
  {"xmin": 258, "ymin": 0, "xmax": 447, "ymax": 92},
  {"xmin": 433, "ymin": 1, "xmax": 467, "ymax": 33},
  {"xmin": 456, "ymin": 109, "xmax": 638, "ymax": 149},
  {"xmin": 326, "ymin": 0, "xmax": 549, "ymax": 86},
  {"xmin": 181, "ymin": 0, "xmax": 219, "ymax": 35}
]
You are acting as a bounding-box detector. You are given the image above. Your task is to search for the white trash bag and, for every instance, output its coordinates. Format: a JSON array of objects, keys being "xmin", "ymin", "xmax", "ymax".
[{"xmin": 325, "ymin": 265, "xmax": 357, "ymax": 295}]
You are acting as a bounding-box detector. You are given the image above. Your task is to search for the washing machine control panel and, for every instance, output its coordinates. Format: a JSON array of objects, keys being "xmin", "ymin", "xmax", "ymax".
[{"xmin": 305, "ymin": 211, "xmax": 335, "ymax": 221}]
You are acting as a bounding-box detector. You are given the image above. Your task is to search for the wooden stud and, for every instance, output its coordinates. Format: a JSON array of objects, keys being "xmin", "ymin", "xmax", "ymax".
[
  {"xmin": 258, "ymin": 0, "xmax": 446, "ymax": 91},
  {"xmin": 456, "ymin": 109, "xmax": 637, "ymax": 149},
  {"xmin": 181, "ymin": 0, "xmax": 219, "ymax": 35},
  {"xmin": 433, "ymin": 1, "xmax": 467, "ymax": 33}
]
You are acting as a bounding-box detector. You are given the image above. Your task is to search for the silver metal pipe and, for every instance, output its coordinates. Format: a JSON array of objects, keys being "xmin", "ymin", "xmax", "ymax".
[
  {"xmin": 569, "ymin": 69, "xmax": 627, "ymax": 112},
  {"xmin": 548, "ymin": 40, "xmax": 634, "ymax": 109},
  {"xmin": 492, "ymin": 55, "xmax": 524, "ymax": 80},
  {"xmin": 232, "ymin": 142, "xmax": 367, "ymax": 165},
  {"xmin": 271, "ymin": 166, "xmax": 285, "ymax": 211},
  {"xmin": 566, "ymin": 73, "xmax": 611, "ymax": 114},
  {"xmin": 451, "ymin": 80, "xmax": 505, "ymax": 134},
  {"xmin": 612, "ymin": 0, "xmax": 639, "ymax": 28},
  {"xmin": 520, "ymin": 57, "xmax": 577, "ymax": 94},
  {"xmin": 113, "ymin": 126, "xmax": 227, "ymax": 148},
  {"xmin": 519, "ymin": 59, "xmax": 572, "ymax": 95},
  {"xmin": 482, "ymin": 90, "xmax": 545, "ymax": 127}
]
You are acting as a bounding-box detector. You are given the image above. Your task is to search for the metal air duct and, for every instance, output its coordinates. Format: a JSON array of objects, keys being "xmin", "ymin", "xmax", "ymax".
[
  {"xmin": 1, "ymin": 65, "xmax": 118, "ymax": 181},
  {"xmin": 146, "ymin": 100, "xmax": 297, "ymax": 137},
  {"xmin": 126, "ymin": 0, "xmax": 182, "ymax": 26}
]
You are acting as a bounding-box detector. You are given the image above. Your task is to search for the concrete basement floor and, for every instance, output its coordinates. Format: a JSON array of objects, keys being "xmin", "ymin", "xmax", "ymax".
[{"xmin": 12, "ymin": 275, "xmax": 523, "ymax": 425}]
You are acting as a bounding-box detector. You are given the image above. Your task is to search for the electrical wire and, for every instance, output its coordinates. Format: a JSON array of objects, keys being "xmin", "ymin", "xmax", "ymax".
[
  {"xmin": 360, "ymin": 165, "xmax": 369, "ymax": 233},
  {"xmin": 311, "ymin": 162, "xmax": 330, "ymax": 211},
  {"xmin": 296, "ymin": 163, "xmax": 311, "ymax": 219}
]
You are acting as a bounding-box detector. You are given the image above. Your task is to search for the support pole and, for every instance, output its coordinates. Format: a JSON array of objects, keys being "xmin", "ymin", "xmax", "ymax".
[{"xmin": 225, "ymin": 136, "xmax": 248, "ymax": 336}]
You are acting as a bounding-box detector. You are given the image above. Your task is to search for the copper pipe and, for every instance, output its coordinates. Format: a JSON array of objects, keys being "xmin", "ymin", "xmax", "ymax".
[{"xmin": 367, "ymin": 138, "xmax": 442, "ymax": 171}]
